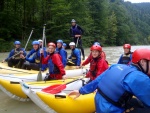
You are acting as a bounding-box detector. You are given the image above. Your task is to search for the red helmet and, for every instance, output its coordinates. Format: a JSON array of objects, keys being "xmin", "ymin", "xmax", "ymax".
[
  {"xmin": 90, "ymin": 45, "xmax": 102, "ymax": 52},
  {"xmin": 123, "ymin": 44, "xmax": 131, "ymax": 49},
  {"xmin": 48, "ymin": 42, "xmax": 56, "ymax": 48},
  {"xmin": 132, "ymin": 48, "xmax": 150, "ymax": 63}
]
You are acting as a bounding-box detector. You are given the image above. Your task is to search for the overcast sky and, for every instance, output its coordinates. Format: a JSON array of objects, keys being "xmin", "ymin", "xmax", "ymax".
[{"xmin": 124, "ymin": 0, "xmax": 150, "ymax": 3}]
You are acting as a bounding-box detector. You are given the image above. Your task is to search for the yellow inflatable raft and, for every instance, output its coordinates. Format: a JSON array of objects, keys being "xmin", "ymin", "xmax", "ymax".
[
  {"xmin": 21, "ymin": 78, "xmax": 95, "ymax": 113},
  {"xmin": 0, "ymin": 78, "xmax": 76, "ymax": 101},
  {"xmin": 37, "ymin": 92, "xmax": 95, "ymax": 113},
  {"xmin": 0, "ymin": 59, "xmax": 89, "ymax": 75},
  {"xmin": 0, "ymin": 77, "xmax": 87, "ymax": 101}
]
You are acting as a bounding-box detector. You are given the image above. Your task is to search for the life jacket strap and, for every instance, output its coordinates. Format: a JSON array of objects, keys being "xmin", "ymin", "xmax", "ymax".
[{"xmin": 97, "ymin": 88, "xmax": 132, "ymax": 108}]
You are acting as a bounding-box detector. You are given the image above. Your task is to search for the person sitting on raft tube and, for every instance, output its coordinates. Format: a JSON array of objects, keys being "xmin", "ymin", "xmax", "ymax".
[
  {"xmin": 41, "ymin": 42, "xmax": 66, "ymax": 80},
  {"xmin": 67, "ymin": 42, "xmax": 81, "ymax": 67},
  {"xmin": 21, "ymin": 41, "xmax": 47, "ymax": 71},
  {"xmin": 80, "ymin": 45, "xmax": 108, "ymax": 81},
  {"xmin": 56, "ymin": 39, "xmax": 67, "ymax": 67},
  {"xmin": 2, "ymin": 41, "xmax": 26, "ymax": 68},
  {"xmin": 82, "ymin": 42, "xmax": 107, "ymax": 67},
  {"xmin": 118, "ymin": 44, "xmax": 132, "ymax": 64},
  {"xmin": 69, "ymin": 48, "xmax": 150, "ymax": 113},
  {"xmin": 26, "ymin": 39, "xmax": 47, "ymax": 59}
]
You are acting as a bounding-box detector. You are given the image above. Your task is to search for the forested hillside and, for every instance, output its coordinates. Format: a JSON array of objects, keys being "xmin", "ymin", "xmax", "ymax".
[{"xmin": 0, "ymin": 0, "xmax": 150, "ymax": 51}]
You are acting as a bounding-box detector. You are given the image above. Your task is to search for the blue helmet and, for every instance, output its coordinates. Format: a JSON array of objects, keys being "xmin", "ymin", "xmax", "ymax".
[
  {"xmin": 14, "ymin": 41, "xmax": 21, "ymax": 45},
  {"xmin": 93, "ymin": 42, "xmax": 100, "ymax": 46},
  {"xmin": 63, "ymin": 43, "xmax": 67, "ymax": 47},
  {"xmin": 57, "ymin": 39, "xmax": 63, "ymax": 44},
  {"xmin": 32, "ymin": 41, "xmax": 39, "ymax": 45}
]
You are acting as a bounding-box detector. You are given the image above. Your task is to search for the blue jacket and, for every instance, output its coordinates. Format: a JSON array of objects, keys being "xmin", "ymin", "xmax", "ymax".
[
  {"xmin": 26, "ymin": 48, "xmax": 36, "ymax": 58},
  {"xmin": 118, "ymin": 54, "xmax": 132, "ymax": 64},
  {"xmin": 5, "ymin": 48, "xmax": 26, "ymax": 61},
  {"xmin": 26, "ymin": 48, "xmax": 47, "ymax": 71},
  {"xmin": 79, "ymin": 64, "xmax": 150, "ymax": 113},
  {"xmin": 68, "ymin": 48, "xmax": 81, "ymax": 66},
  {"xmin": 56, "ymin": 47, "xmax": 67, "ymax": 67},
  {"xmin": 26, "ymin": 47, "xmax": 47, "ymax": 58}
]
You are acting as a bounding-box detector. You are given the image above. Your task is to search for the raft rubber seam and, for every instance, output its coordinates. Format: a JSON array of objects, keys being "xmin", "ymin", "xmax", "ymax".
[
  {"xmin": 0, "ymin": 85, "xmax": 30, "ymax": 102},
  {"xmin": 22, "ymin": 86, "xmax": 56, "ymax": 113}
]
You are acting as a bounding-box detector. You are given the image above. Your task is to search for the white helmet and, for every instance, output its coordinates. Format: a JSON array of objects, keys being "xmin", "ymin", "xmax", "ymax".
[
  {"xmin": 38, "ymin": 39, "xmax": 43, "ymax": 42},
  {"xmin": 69, "ymin": 42, "xmax": 75, "ymax": 46},
  {"xmin": 71, "ymin": 19, "xmax": 76, "ymax": 23}
]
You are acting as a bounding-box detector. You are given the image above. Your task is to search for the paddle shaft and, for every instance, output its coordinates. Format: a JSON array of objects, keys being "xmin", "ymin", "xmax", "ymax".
[
  {"xmin": 24, "ymin": 28, "xmax": 34, "ymax": 51},
  {"xmin": 42, "ymin": 24, "xmax": 46, "ymax": 49},
  {"xmin": 37, "ymin": 24, "xmax": 46, "ymax": 81},
  {"xmin": 40, "ymin": 24, "xmax": 46, "ymax": 70},
  {"xmin": 76, "ymin": 37, "xmax": 79, "ymax": 47}
]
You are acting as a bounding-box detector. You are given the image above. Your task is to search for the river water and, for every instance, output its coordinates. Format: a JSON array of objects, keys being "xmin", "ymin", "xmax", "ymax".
[{"xmin": 0, "ymin": 45, "xmax": 149, "ymax": 113}]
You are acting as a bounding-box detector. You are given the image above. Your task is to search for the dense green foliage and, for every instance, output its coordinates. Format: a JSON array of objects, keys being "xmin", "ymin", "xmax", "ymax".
[{"xmin": 0, "ymin": 0, "xmax": 150, "ymax": 51}]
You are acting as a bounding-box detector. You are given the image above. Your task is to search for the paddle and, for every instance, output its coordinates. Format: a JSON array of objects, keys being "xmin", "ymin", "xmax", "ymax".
[
  {"xmin": 42, "ymin": 78, "xmax": 83, "ymax": 94},
  {"xmin": 37, "ymin": 24, "xmax": 46, "ymax": 81},
  {"xmin": 8, "ymin": 28, "xmax": 34, "ymax": 60},
  {"xmin": 76, "ymin": 37, "xmax": 79, "ymax": 47},
  {"xmin": 15, "ymin": 28, "xmax": 34, "ymax": 68},
  {"xmin": 24, "ymin": 28, "xmax": 34, "ymax": 51}
]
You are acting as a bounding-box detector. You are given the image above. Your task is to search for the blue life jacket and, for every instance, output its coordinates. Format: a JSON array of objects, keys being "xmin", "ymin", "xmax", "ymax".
[
  {"xmin": 97, "ymin": 64, "xmax": 136, "ymax": 107},
  {"xmin": 56, "ymin": 47, "xmax": 67, "ymax": 67},
  {"xmin": 48, "ymin": 54, "xmax": 60, "ymax": 74},
  {"xmin": 71, "ymin": 25, "xmax": 82, "ymax": 35},
  {"xmin": 5, "ymin": 48, "xmax": 26, "ymax": 61},
  {"xmin": 34, "ymin": 50, "xmax": 41, "ymax": 63},
  {"xmin": 118, "ymin": 54, "xmax": 132, "ymax": 64}
]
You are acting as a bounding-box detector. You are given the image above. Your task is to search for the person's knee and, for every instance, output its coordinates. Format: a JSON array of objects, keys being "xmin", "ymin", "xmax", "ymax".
[
  {"xmin": 22, "ymin": 61, "xmax": 30, "ymax": 69},
  {"xmin": 8, "ymin": 62, "xmax": 13, "ymax": 67}
]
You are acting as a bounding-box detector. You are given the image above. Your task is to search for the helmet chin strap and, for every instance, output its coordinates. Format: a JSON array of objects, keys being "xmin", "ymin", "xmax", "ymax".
[{"xmin": 138, "ymin": 60, "xmax": 149, "ymax": 74}]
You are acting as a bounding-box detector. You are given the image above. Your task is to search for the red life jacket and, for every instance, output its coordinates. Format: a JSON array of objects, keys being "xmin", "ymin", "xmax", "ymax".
[{"xmin": 86, "ymin": 56, "xmax": 108, "ymax": 80}]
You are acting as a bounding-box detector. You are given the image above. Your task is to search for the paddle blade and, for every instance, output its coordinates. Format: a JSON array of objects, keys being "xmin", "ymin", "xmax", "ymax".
[
  {"xmin": 42, "ymin": 84, "xmax": 66, "ymax": 94},
  {"xmin": 37, "ymin": 71, "xmax": 42, "ymax": 81},
  {"xmin": 42, "ymin": 84, "xmax": 62, "ymax": 92}
]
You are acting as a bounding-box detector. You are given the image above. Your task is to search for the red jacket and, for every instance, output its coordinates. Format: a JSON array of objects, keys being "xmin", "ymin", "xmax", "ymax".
[
  {"xmin": 82, "ymin": 51, "xmax": 106, "ymax": 66},
  {"xmin": 84, "ymin": 56, "xmax": 108, "ymax": 80},
  {"xmin": 41, "ymin": 53, "xmax": 65, "ymax": 79}
]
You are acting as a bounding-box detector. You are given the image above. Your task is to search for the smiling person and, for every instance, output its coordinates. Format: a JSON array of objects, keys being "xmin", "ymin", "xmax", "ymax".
[
  {"xmin": 81, "ymin": 45, "xmax": 108, "ymax": 81},
  {"xmin": 26, "ymin": 39, "xmax": 46, "ymax": 59},
  {"xmin": 41, "ymin": 42, "xmax": 65, "ymax": 80},
  {"xmin": 118, "ymin": 44, "xmax": 132, "ymax": 64},
  {"xmin": 21, "ymin": 41, "xmax": 47, "ymax": 71},
  {"xmin": 69, "ymin": 48, "xmax": 150, "ymax": 113},
  {"xmin": 82, "ymin": 42, "xmax": 107, "ymax": 67},
  {"xmin": 2, "ymin": 41, "xmax": 26, "ymax": 68}
]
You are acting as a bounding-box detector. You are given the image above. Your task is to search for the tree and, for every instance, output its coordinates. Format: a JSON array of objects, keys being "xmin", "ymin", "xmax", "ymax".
[
  {"xmin": 107, "ymin": 11, "xmax": 118, "ymax": 45},
  {"xmin": 88, "ymin": 0, "xmax": 109, "ymax": 45}
]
